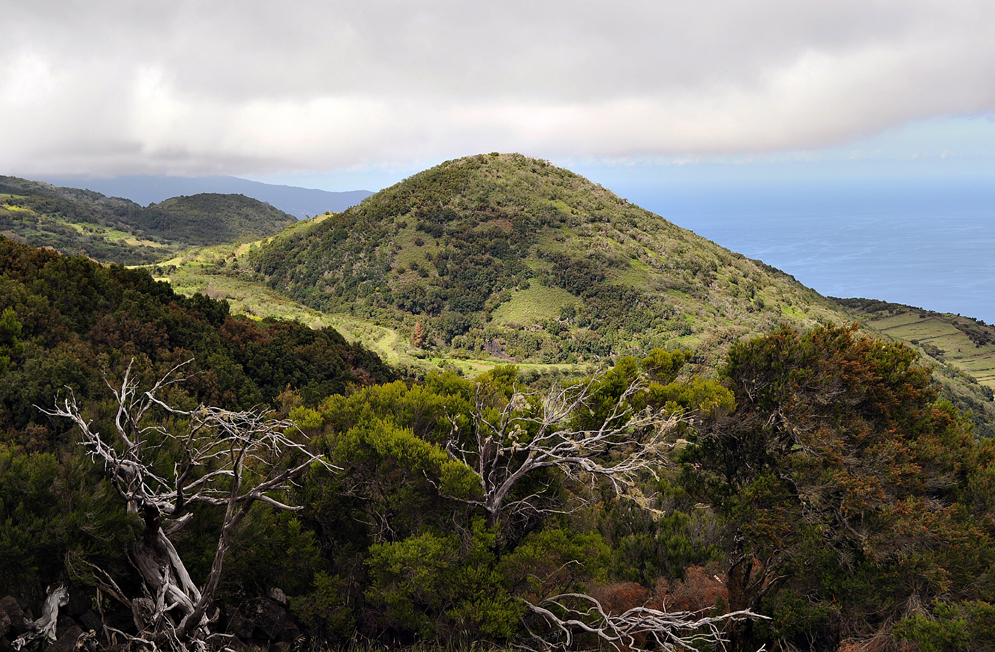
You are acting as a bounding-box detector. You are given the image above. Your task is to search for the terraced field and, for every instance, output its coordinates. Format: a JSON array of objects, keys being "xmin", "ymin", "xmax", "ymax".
[{"xmin": 864, "ymin": 312, "xmax": 995, "ymax": 389}]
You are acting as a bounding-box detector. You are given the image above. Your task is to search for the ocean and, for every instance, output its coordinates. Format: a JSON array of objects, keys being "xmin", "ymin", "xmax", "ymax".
[
  {"xmin": 669, "ymin": 208, "xmax": 995, "ymax": 324},
  {"xmin": 588, "ymin": 166, "xmax": 995, "ymax": 327}
]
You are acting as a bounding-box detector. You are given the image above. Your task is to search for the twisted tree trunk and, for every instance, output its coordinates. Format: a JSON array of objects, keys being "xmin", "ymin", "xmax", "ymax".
[{"xmin": 12, "ymin": 585, "xmax": 69, "ymax": 650}]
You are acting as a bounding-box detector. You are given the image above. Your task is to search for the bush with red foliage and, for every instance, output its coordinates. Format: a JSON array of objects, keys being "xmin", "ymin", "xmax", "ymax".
[{"xmin": 652, "ymin": 564, "xmax": 728, "ymax": 614}]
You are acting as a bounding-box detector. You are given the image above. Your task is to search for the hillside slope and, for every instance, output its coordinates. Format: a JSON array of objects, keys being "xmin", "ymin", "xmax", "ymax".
[
  {"xmin": 0, "ymin": 235, "xmax": 393, "ymax": 448},
  {"xmin": 143, "ymin": 193, "xmax": 297, "ymax": 245},
  {"xmin": 157, "ymin": 154, "xmax": 995, "ymax": 433},
  {"xmin": 238, "ymin": 153, "xmax": 845, "ymax": 368},
  {"xmin": 838, "ymin": 298, "xmax": 995, "ymax": 435},
  {"xmin": 0, "ymin": 176, "xmax": 297, "ymax": 263}
]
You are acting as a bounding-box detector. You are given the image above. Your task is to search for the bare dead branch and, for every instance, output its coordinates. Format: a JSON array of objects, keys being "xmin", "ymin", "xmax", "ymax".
[
  {"xmin": 12, "ymin": 584, "xmax": 69, "ymax": 650},
  {"xmin": 522, "ymin": 593, "xmax": 769, "ymax": 652},
  {"xmin": 445, "ymin": 369, "xmax": 684, "ymax": 528},
  {"xmin": 38, "ymin": 358, "xmax": 336, "ymax": 652}
]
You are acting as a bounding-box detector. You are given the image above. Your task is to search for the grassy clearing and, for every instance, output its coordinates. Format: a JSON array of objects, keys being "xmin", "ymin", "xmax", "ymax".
[
  {"xmin": 321, "ymin": 314, "xmax": 413, "ymax": 365},
  {"xmin": 164, "ymin": 270, "xmax": 335, "ymax": 327},
  {"xmin": 492, "ymin": 284, "xmax": 578, "ymax": 325},
  {"xmin": 159, "ymin": 265, "xmax": 584, "ymax": 377},
  {"xmin": 421, "ymin": 357, "xmax": 589, "ymax": 377},
  {"xmin": 614, "ymin": 258, "xmax": 654, "ymax": 287},
  {"xmin": 867, "ymin": 313, "xmax": 924, "ymax": 329},
  {"xmin": 164, "ymin": 270, "xmax": 416, "ymax": 365}
]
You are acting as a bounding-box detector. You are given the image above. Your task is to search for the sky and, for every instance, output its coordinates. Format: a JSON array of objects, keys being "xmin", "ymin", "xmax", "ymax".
[
  {"xmin": 3, "ymin": 0, "xmax": 995, "ymax": 190},
  {"xmin": 5, "ymin": 1, "xmax": 995, "ymax": 318}
]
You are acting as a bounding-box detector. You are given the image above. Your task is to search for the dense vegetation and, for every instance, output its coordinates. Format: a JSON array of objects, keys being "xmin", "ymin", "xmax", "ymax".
[
  {"xmin": 0, "ymin": 236, "xmax": 391, "ymax": 452},
  {"xmin": 837, "ymin": 297, "xmax": 995, "ymax": 437},
  {"xmin": 145, "ymin": 193, "xmax": 297, "ymax": 246},
  {"xmin": 0, "ymin": 176, "xmax": 296, "ymax": 264},
  {"xmin": 5, "ymin": 256, "xmax": 995, "ymax": 651}
]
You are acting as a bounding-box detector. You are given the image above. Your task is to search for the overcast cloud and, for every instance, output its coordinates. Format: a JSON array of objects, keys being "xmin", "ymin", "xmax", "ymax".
[{"xmin": 3, "ymin": 0, "xmax": 995, "ymax": 177}]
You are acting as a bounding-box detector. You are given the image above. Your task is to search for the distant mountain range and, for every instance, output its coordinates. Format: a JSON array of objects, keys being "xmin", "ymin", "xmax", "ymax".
[{"xmin": 36, "ymin": 175, "xmax": 373, "ymax": 218}]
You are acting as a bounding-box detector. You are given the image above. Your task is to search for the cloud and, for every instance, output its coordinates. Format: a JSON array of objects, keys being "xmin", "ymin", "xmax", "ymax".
[{"xmin": 3, "ymin": 0, "xmax": 995, "ymax": 176}]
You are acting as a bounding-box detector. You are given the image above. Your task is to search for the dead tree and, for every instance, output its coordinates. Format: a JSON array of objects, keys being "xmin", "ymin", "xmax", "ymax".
[
  {"xmin": 447, "ymin": 372, "xmax": 769, "ymax": 649},
  {"xmin": 41, "ymin": 359, "xmax": 332, "ymax": 651},
  {"xmin": 446, "ymin": 370, "xmax": 681, "ymax": 530},
  {"xmin": 523, "ymin": 593, "xmax": 769, "ymax": 652},
  {"xmin": 12, "ymin": 584, "xmax": 69, "ymax": 650}
]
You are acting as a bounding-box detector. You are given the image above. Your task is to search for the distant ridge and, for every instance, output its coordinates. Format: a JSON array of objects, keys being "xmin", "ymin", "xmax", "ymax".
[
  {"xmin": 37, "ymin": 174, "xmax": 373, "ymax": 218},
  {"xmin": 0, "ymin": 175, "xmax": 300, "ymax": 263}
]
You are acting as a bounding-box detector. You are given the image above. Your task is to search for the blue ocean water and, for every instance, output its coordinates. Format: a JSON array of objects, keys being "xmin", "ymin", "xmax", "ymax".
[
  {"xmin": 590, "ymin": 169, "xmax": 995, "ymax": 326},
  {"xmin": 669, "ymin": 208, "xmax": 995, "ymax": 324}
]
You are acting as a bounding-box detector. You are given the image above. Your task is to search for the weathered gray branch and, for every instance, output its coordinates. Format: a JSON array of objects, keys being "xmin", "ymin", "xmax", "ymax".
[
  {"xmin": 12, "ymin": 584, "xmax": 69, "ymax": 650},
  {"xmin": 446, "ymin": 369, "xmax": 683, "ymax": 528},
  {"xmin": 523, "ymin": 593, "xmax": 769, "ymax": 652},
  {"xmin": 39, "ymin": 358, "xmax": 335, "ymax": 652}
]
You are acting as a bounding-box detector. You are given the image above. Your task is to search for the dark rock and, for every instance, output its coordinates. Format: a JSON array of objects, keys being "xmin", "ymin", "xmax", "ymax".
[
  {"xmin": 0, "ymin": 608, "xmax": 10, "ymax": 638},
  {"xmin": 275, "ymin": 626, "xmax": 300, "ymax": 644},
  {"xmin": 0, "ymin": 596, "xmax": 29, "ymax": 635},
  {"xmin": 56, "ymin": 615, "xmax": 77, "ymax": 640},
  {"xmin": 65, "ymin": 589, "xmax": 91, "ymax": 619},
  {"xmin": 45, "ymin": 623, "xmax": 82, "ymax": 652},
  {"xmin": 77, "ymin": 610, "xmax": 102, "ymax": 634},
  {"xmin": 268, "ymin": 588, "xmax": 287, "ymax": 606},
  {"xmin": 0, "ymin": 634, "xmax": 13, "ymax": 652},
  {"xmin": 221, "ymin": 638, "xmax": 248, "ymax": 652},
  {"xmin": 103, "ymin": 644, "xmax": 131, "ymax": 652},
  {"xmin": 21, "ymin": 606, "xmax": 33, "ymax": 624},
  {"xmin": 104, "ymin": 608, "xmax": 136, "ymax": 636},
  {"xmin": 245, "ymin": 598, "xmax": 286, "ymax": 641},
  {"xmin": 225, "ymin": 608, "xmax": 254, "ymax": 641}
]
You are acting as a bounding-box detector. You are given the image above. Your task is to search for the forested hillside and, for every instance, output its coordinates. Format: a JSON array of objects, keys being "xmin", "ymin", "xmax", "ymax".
[
  {"xmin": 143, "ymin": 193, "xmax": 297, "ymax": 246},
  {"xmin": 0, "ymin": 236, "xmax": 391, "ymax": 449},
  {"xmin": 237, "ymin": 154, "xmax": 844, "ymax": 369},
  {"xmin": 0, "ymin": 176, "xmax": 297, "ymax": 264}
]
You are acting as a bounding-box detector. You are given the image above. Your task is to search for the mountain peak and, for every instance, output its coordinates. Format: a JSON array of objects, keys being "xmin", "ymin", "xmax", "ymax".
[{"xmin": 240, "ymin": 153, "xmax": 842, "ymax": 367}]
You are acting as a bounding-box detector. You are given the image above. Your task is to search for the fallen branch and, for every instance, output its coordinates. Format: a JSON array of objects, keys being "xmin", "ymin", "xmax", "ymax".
[
  {"xmin": 13, "ymin": 584, "xmax": 69, "ymax": 650},
  {"xmin": 522, "ymin": 592, "xmax": 769, "ymax": 652}
]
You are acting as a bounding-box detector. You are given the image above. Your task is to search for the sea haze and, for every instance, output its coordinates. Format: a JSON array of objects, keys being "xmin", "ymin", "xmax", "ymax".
[
  {"xmin": 627, "ymin": 174, "xmax": 995, "ymax": 324},
  {"xmin": 37, "ymin": 175, "xmax": 372, "ymax": 219}
]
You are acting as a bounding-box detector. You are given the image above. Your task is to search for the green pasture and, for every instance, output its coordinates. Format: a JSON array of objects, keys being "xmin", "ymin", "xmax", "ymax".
[
  {"xmin": 491, "ymin": 283, "xmax": 578, "ymax": 325},
  {"xmin": 866, "ymin": 312, "xmax": 995, "ymax": 390},
  {"xmin": 159, "ymin": 266, "xmax": 586, "ymax": 377}
]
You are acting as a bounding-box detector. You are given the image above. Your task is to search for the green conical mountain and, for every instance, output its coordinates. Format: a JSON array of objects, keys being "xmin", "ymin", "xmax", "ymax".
[{"xmin": 240, "ymin": 153, "xmax": 844, "ymax": 367}]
